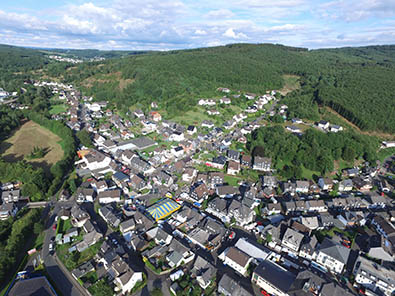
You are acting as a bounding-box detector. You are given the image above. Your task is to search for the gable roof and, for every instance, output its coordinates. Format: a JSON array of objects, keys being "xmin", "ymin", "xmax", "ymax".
[{"xmin": 319, "ymin": 238, "xmax": 350, "ymax": 263}]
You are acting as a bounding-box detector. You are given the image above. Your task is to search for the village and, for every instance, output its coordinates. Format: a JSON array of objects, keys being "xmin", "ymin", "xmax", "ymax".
[{"xmin": 1, "ymin": 80, "xmax": 395, "ymax": 296}]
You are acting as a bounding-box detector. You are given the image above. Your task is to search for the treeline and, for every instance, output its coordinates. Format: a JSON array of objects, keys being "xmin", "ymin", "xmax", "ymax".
[
  {"xmin": 0, "ymin": 209, "xmax": 42, "ymax": 284},
  {"xmin": 0, "ymin": 106, "xmax": 22, "ymax": 141},
  {"xmin": 23, "ymin": 110, "xmax": 77, "ymax": 196},
  {"xmin": 248, "ymin": 126, "xmax": 379, "ymax": 178}
]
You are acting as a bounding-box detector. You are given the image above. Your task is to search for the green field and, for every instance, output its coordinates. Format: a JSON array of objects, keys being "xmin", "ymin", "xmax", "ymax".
[{"xmin": 49, "ymin": 104, "xmax": 68, "ymax": 115}]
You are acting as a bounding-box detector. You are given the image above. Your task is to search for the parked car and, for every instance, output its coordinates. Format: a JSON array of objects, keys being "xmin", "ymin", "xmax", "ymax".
[
  {"xmin": 49, "ymin": 243, "xmax": 54, "ymax": 252},
  {"xmin": 52, "ymin": 224, "xmax": 57, "ymax": 230},
  {"xmin": 229, "ymin": 231, "xmax": 236, "ymax": 240}
]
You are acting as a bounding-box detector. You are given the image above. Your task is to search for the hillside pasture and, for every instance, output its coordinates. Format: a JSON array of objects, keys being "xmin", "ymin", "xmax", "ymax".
[{"xmin": 0, "ymin": 120, "xmax": 64, "ymax": 171}]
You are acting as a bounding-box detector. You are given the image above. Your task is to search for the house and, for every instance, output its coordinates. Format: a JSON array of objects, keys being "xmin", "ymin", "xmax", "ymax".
[
  {"xmin": 291, "ymin": 118, "xmax": 303, "ymax": 124},
  {"xmin": 354, "ymin": 255, "xmax": 395, "ymax": 296},
  {"xmin": 0, "ymin": 203, "xmax": 18, "ymax": 220},
  {"xmin": 220, "ymin": 97, "xmax": 231, "ymax": 104},
  {"xmin": 134, "ymin": 109, "xmax": 144, "ymax": 118},
  {"xmin": 235, "ymin": 237, "xmax": 270, "ymax": 262},
  {"xmin": 227, "ymin": 149, "xmax": 240, "ymax": 161},
  {"xmin": 216, "ymin": 185, "xmax": 238, "ymax": 198},
  {"xmin": 190, "ymin": 183, "xmax": 209, "ymax": 204},
  {"xmin": 353, "ymin": 177, "xmax": 373, "ymax": 191},
  {"xmin": 98, "ymin": 189, "xmax": 121, "ymax": 204},
  {"xmin": 182, "ymin": 168, "xmax": 197, "ymax": 183},
  {"xmin": 251, "ymin": 260, "xmax": 297, "ymax": 296},
  {"xmin": 307, "ymin": 200, "xmax": 328, "ymax": 212},
  {"xmin": 253, "ymin": 156, "xmax": 272, "ymax": 172},
  {"xmin": 299, "ymin": 236, "xmax": 318, "ymax": 260},
  {"xmin": 264, "ymin": 203, "xmax": 282, "ymax": 216},
  {"xmin": 218, "ymin": 273, "xmax": 253, "ymax": 296},
  {"xmin": 119, "ymin": 219, "xmax": 136, "ymax": 234},
  {"xmin": 219, "ymin": 247, "xmax": 252, "ymax": 277},
  {"xmin": 227, "ymin": 161, "xmax": 241, "ymax": 175},
  {"xmin": 317, "ymin": 120, "xmax": 330, "ymax": 129},
  {"xmin": 245, "ymin": 93, "xmax": 256, "ymax": 100},
  {"xmin": 295, "ymin": 181, "xmax": 309, "ymax": 193},
  {"xmin": 91, "ymin": 180, "xmax": 108, "ymax": 193},
  {"xmin": 206, "ymin": 156, "xmax": 227, "ymax": 170},
  {"xmin": 169, "ymin": 131, "xmax": 185, "ymax": 142},
  {"xmin": 187, "ymin": 125, "xmax": 197, "ymax": 135},
  {"xmin": 206, "ymin": 198, "xmax": 229, "ymax": 223},
  {"xmin": 129, "ymin": 174, "xmax": 147, "ymax": 191},
  {"xmin": 63, "ymin": 227, "xmax": 79, "ymax": 243},
  {"xmin": 149, "ymin": 111, "xmax": 161, "ymax": 122},
  {"xmin": 1, "ymin": 190, "xmax": 20, "ymax": 203},
  {"xmin": 112, "ymin": 171, "xmax": 130, "ymax": 188},
  {"xmin": 262, "ymin": 176, "xmax": 277, "ymax": 188},
  {"xmin": 72, "ymin": 261, "xmax": 95, "ymax": 280},
  {"xmin": 228, "ymin": 200, "xmax": 255, "ymax": 226},
  {"xmin": 75, "ymin": 187, "xmax": 95, "ymax": 203},
  {"xmin": 191, "ymin": 256, "xmax": 216, "ymax": 289},
  {"xmin": 282, "ymin": 227, "xmax": 304, "ymax": 253},
  {"xmin": 114, "ymin": 268, "xmax": 143, "ymax": 294},
  {"xmin": 318, "ymin": 178, "xmax": 333, "ymax": 191},
  {"xmin": 286, "ymin": 125, "xmax": 302, "ymax": 133},
  {"xmin": 171, "ymin": 146, "xmax": 184, "ymax": 158},
  {"xmin": 283, "ymin": 182, "xmax": 296, "ymax": 196},
  {"xmin": 338, "ymin": 179, "xmax": 353, "ymax": 191},
  {"xmin": 153, "ymin": 170, "xmax": 173, "ymax": 187},
  {"xmin": 201, "ymin": 120, "xmax": 214, "ymax": 129},
  {"xmin": 70, "ymin": 205, "xmax": 90, "ymax": 227},
  {"xmin": 315, "ymin": 238, "xmax": 350, "ymax": 274},
  {"xmin": 99, "ymin": 205, "xmax": 121, "ymax": 228},
  {"xmin": 146, "ymin": 227, "xmax": 173, "ymax": 245},
  {"xmin": 330, "ymin": 125, "xmax": 343, "ymax": 133},
  {"xmin": 208, "ymin": 172, "xmax": 224, "ymax": 188}
]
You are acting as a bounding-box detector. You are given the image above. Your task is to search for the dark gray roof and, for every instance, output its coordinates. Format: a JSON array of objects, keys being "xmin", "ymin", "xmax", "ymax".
[
  {"xmin": 319, "ymin": 238, "xmax": 350, "ymax": 264},
  {"xmin": 253, "ymin": 260, "xmax": 297, "ymax": 293},
  {"xmin": 8, "ymin": 277, "xmax": 56, "ymax": 296}
]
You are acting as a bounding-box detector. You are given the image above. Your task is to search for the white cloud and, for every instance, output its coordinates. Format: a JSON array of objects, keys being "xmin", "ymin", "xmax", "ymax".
[
  {"xmin": 223, "ymin": 28, "xmax": 248, "ymax": 39},
  {"xmin": 195, "ymin": 29, "xmax": 207, "ymax": 35},
  {"xmin": 205, "ymin": 9, "xmax": 234, "ymax": 18}
]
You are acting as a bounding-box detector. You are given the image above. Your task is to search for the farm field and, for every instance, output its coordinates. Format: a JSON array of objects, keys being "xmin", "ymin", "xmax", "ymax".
[{"xmin": 0, "ymin": 120, "xmax": 64, "ymax": 171}]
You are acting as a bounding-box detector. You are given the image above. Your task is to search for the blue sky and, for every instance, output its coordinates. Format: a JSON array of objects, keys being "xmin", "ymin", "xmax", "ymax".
[{"xmin": 0, "ymin": 0, "xmax": 394, "ymax": 50}]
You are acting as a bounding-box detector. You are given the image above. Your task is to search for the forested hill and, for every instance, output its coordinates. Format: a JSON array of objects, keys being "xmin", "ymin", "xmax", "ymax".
[
  {"xmin": 1, "ymin": 43, "xmax": 395, "ymax": 133},
  {"xmin": 0, "ymin": 44, "xmax": 48, "ymax": 92},
  {"xmin": 56, "ymin": 43, "xmax": 395, "ymax": 133}
]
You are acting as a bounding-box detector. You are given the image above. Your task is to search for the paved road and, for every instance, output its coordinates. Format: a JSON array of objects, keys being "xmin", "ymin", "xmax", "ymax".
[{"xmin": 42, "ymin": 200, "xmax": 90, "ymax": 296}]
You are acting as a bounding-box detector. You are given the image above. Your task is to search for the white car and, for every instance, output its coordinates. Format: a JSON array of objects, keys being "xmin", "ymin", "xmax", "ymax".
[{"xmin": 49, "ymin": 243, "xmax": 54, "ymax": 252}]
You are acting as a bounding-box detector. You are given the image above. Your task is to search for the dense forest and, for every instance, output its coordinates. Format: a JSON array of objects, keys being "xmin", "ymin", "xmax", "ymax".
[
  {"xmin": 0, "ymin": 44, "xmax": 48, "ymax": 92},
  {"xmin": 247, "ymin": 126, "xmax": 379, "ymax": 178},
  {"xmin": 52, "ymin": 43, "xmax": 395, "ymax": 133}
]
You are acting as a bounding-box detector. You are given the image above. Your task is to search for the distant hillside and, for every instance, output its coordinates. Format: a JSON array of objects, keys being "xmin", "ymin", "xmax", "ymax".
[
  {"xmin": 40, "ymin": 48, "xmax": 151, "ymax": 59},
  {"xmin": 1, "ymin": 43, "xmax": 394, "ymax": 133},
  {"xmin": 60, "ymin": 43, "xmax": 395, "ymax": 133},
  {"xmin": 0, "ymin": 44, "xmax": 48, "ymax": 91}
]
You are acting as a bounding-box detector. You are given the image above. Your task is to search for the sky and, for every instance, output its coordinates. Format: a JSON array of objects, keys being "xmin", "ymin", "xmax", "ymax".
[{"xmin": 0, "ymin": 0, "xmax": 394, "ymax": 50}]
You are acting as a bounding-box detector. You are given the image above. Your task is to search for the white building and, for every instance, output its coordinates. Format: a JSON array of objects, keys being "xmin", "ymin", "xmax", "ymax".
[
  {"xmin": 315, "ymin": 238, "xmax": 350, "ymax": 274},
  {"xmin": 219, "ymin": 247, "xmax": 252, "ymax": 277}
]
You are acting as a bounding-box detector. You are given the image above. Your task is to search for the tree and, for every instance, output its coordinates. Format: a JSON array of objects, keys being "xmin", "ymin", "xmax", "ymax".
[
  {"xmin": 150, "ymin": 288, "xmax": 163, "ymax": 296},
  {"xmin": 76, "ymin": 130, "xmax": 93, "ymax": 148},
  {"xmin": 33, "ymin": 222, "xmax": 44, "ymax": 235},
  {"xmin": 342, "ymin": 147, "xmax": 356, "ymax": 162}
]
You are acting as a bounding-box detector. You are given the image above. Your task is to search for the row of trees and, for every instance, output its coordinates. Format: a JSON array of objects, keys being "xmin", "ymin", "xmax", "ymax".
[
  {"xmin": 0, "ymin": 209, "xmax": 42, "ymax": 285},
  {"xmin": 248, "ymin": 126, "xmax": 379, "ymax": 178}
]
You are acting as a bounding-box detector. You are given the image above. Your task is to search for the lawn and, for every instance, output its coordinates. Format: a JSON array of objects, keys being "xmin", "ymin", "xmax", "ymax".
[
  {"xmin": 0, "ymin": 120, "xmax": 64, "ymax": 171},
  {"xmin": 56, "ymin": 219, "xmax": 73, "ymax": 235},
  {"xmin": 49, "ymin": 104, "xmax": 68, "ymax": 115},
  {"xmin": 57, "ymin": 241, "xmax": 103, "ymax": 271},
  {"xmin": 224, "ymin": 174, "xmax": 242, "ymax": 186}
]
